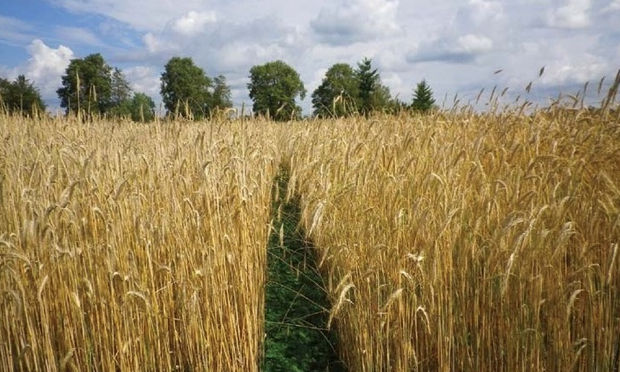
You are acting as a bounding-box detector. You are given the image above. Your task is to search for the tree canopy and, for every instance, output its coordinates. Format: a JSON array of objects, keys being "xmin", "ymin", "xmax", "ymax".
[
  {"xmin": 0, "ymin": 77, "xmax": 9, "ymax": 101},
  {"xmin": 411, "ymin": 79, "xmax": 436, "ymax": 113},
  {"xmin": 57, "ymin": 53, "xmax": 113, "ymax": 116},
  {"xmin": 311, "ymin": 58, "xmax": 403, "ymax": 117},
  {"xmin": 248, "ymin": 60, "xmax": 306, "ymax": 121},
  {"xmin": 110, "ymin": 67, "xmax": 132, "ymax": 107},
  {"xmin": 160, "ymin": 57, "xmax": 212, "ymax": 119},
  {"xmin": 211, "ymin": 75, "xmax": 233, "ymax": 113},
  {"xmin": 107, "ymin": 68, "xmax": 133, "ymax": 119},
  {"xmin": 311, "ymin": 63, "xmax": 359, "ymax": 118},
  {"xmin": 0, "ymin": 75, "xmax": 46, "ymax": 116},
  {"xmin": 48, "ymin": 51, "xmax": 440, "ymax": 122},
  {"xmin": 130, "ymin": 92, "xmax": 156, "ymax": 122}
]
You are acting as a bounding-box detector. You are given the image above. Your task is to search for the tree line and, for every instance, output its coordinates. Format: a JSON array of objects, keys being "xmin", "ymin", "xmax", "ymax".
[
  {"xmin": 0, "ymin": 75, "xmax": 46, "ymax": 117},
  {"xmin": 0, "ymin": 53, "xmax": 436, "ymax": 121}
]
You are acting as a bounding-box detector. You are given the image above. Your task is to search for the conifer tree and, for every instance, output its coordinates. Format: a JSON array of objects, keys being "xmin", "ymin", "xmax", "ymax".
[{"xmin": 411, "ymin": 79, "xmax": 436, "ymax": 113}]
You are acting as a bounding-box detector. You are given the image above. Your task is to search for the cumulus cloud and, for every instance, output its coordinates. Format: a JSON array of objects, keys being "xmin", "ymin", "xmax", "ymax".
[
  {"xmin": 311, "ymin": 0, "xmax": 400, "ymax": 45},
  {"xmin": 539, "ymin": 54, "xmax": 608, "ymax": 86},
  {"xmin": 137, "ymin": 12, "xmax": 304, "ymax": 73},
  {"xmin": 1, "ymin": 39, "xmax": 74, "ymax": 110},
  {"xmin": 402, "ymin": 0, "xmax": 501, "ymax": 65},
  {"xmin": 124, "ymin": 65, "xmax": 161, "ymax": 98},
  {"xmin": 457, "ymin": 34, "xmax": 493, "ymax": 54},
  {"xmin": 601, "ymin": 0, "xmax": 620, "ymax": 13},
  {"xmin": 547, "ymin": 0, "xmax": 591, "ymax": 29},
  {"xmin": 456, "ymin": 0, "xmax": 504, "ymax": 26},
  {"xmin": 142, "ymin": 32, "xmax": 177, "ymax": 54},
  {"xmin": 170, "ymin": 11, "xmax": 217, "ymax": 36},
  {"xmin": 22, "ymin": 40, "xmax": 74, "ymax": 101},
  {"xmin": 408, "ymin": 34, "xmax": 493, "ymax": 63}
]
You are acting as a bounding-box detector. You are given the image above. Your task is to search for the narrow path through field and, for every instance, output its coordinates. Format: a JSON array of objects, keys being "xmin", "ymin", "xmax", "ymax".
[{"xmin": 263, "ymin": 169, "xmax": 345, "ymax": 372}]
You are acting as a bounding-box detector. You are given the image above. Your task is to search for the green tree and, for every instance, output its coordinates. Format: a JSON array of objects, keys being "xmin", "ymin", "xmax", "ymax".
[
  {"xmin": 110, "ymin": 68, "xmax": 132, "ymax": 106},
  {"xmin": 210, "ymin": 75, "xmax": 233, "ymax": 112},
  {"xmin": 57, "ymin": 53, "xmax": 113, "ymax": 115},
  {"xmin": 311, "ymin": 63, "xmax": 359, "ymax": 118},
  {"xmin": 130, "ymin": 92, "xmax": 156, "ymax": 122},
  {"xmin": 107, "ymin": 68, "xmax": 134, "ymax": 119},
  {"xmin": 247, "ymin": 60, "xmax": 306, "ymax": 121},
  {"xmin": 411, "ymin": 79, "xmax": 436, "ymax": 113},
  {"xmin": 160, "ymin": 57, "xmax": 212, "ymax": 119},
  {"xmin": 372, "ymin": 83, "xmax": 395, "ymax": 112},
  {"xmin": 0, "ymin": 77, "xmax": 9, "ymax": 103},
  {"xmin": 355, "ymin": 57, "xmax": 380, "ymax": 115},
  {"xmin": 1, "ymin": 75, "xmax": 46, "ymax": 116}
]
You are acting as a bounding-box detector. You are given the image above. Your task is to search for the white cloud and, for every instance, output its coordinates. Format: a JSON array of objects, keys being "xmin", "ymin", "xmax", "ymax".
[
  {"xmin": 457, "ymin": 34, "xmax": 493, "ymax": 54},
  {"xmin": 22, "ymin": 40, "xmax": 74, "ymax": 101},
  {"xmin": 142, "ymin": 32, "xmax": 177, "ymax": 54},
  {"xmin": 458, "ymin": 0, "xmax": 504, "ymax": 25},
  {"xmin": 497, "ymin": 38, "xmax": 611, "ymax": 104},
  {"xmin": 601, "ymin": 0, "xmax": 620, "ymax": 13},
  {"xmin": 1, "ymin": 39, "xmax": 74, "ymax": 111},
  {"xmin": 547, "ymin": 0, "xmax": 591, "ymax": 29},
  {"xmin": 408, "ymin": 34, "xmax": 493, "ymax": 63},
  {"xmin": 540, "ymin": 54, "xmax": 608, "ymax": 86},
  {"xmin": 136, "ymin": 13, "xmax": 304, "ymax": 73},
  {"xmin": 170, "ymin": 11, "xmax": 217, "ymax": 36},
  {"xmin": 311, "ymin": 0, "xmax": 400, "ymax": 45},
  {"xmin": 50, "ymin": 0, "xmax": 210, "ymax": 31},
  {"xmin": 124, "ymin": 65, "xmax": 161, "ymax": 98}
]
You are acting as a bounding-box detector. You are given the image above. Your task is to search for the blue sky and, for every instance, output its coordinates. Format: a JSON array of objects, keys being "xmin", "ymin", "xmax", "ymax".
[{"xmin": 1, "ymin": 0, "xmax": 619, "ymax": 114}]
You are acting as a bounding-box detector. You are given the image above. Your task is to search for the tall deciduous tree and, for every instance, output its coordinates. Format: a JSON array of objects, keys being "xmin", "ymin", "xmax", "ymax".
[
  {"xmin": 57, "ymin": 53, "xmax": 113, "ymax": 115},
  {"xmin": 108, "ymin": 68, "xmax": 135, "ymax": 119},
  {"xmin": 355, "ymin": 57, "xmax": 380, "ymax": 115},
  {"xmin": 210, "ymin": 75, "xmax": 233, "ymax": 112},
  {"xmin": 160, "ymin": 57, "xmax": 212, "ymax": 119},
  {"xmin": 411, "ymin": 79, "xmax": 436, "ymax": 113},
  {"xmin": 311, "ymin": 63, "xmax": 359, "ymax": 118},
  {"xmin": 0, "ymin": 75, "xmax": 46, "ymax": 116},
  {"xmin": 248, "ymin": 60, "xmax": 306, "ymax": 121},
  {"xmin": 111, "ymin": 68, "xmax": 132, "ymax": 106}
]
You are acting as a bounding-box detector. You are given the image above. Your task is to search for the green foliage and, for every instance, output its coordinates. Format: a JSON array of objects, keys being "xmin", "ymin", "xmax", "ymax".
[
  {"xmin": 311, "ymin": 63, "xmax": 359, "ymax": 118},
  {"xmin": 411, "ymin": 79, "xmax": 436, "ymax": 113},
  {"xmin": 0, "ymin": 77, "xmax": 9, "ymax": 103},
  {"xmin": 312, "ymin": 59, "xmax": 400, "ymax": 117},
  {"xmin": 210, "ymin": 75, "xmax": 233, "ymax": 112},
  {"xmin": 372, "ymin": 83, "xmax": 394, "ymax": 112},
  {"xmin": 160, "ymin": 57, "xmax": 212, "ymax": 119},
  {"xmin": 130, "ymin": 92, "xmax": 156, "ymax": 122},
  {"xmin": 355, "ymin": 57, "xmax": 380, "ymax": 116},
  {"xmin": 57, "ymin": 53, "xmax": 113, "ymax": 115},
  {"xmin": 264, "ymin": 171, "xmax": 345, "ymax": 372},
  {"xmin": 110, "ymin": 67, "xmax": 132, "ymax": 107},
  {"xmin": 0, "ymin": 75, "xmax": 46, "ymax": 116},
  {"xmin": 107, "ymin": 92, "xmax": 156, "ymax": 122},
  {"xmin": 248, "ymin": 60, "xmax": 306, "ymax": 121},
  {"xmin": 107, "ymin": 99, "xmax": 132, "ymax": 119}
]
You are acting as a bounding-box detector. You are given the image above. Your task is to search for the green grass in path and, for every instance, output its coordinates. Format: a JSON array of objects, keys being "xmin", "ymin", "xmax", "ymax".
[{"xmin": 263, "ymin": 171, "xmax": 345, "ymax": 372}]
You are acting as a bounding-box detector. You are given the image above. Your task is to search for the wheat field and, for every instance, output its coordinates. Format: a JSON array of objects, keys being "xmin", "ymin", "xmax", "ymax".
[
  {"xmin": 1, "ymin": 104, "xmax": 619, "ymax": 371},
  {"xmin": 0, "ymin": 115, "xmax": 279, "ymax": 371}
]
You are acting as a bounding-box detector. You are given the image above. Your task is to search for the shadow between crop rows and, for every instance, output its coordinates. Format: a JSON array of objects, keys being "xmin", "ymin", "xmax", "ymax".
[{"xmin": 263, "ymin": 169, "xmax": 346, "ymax": 372}]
